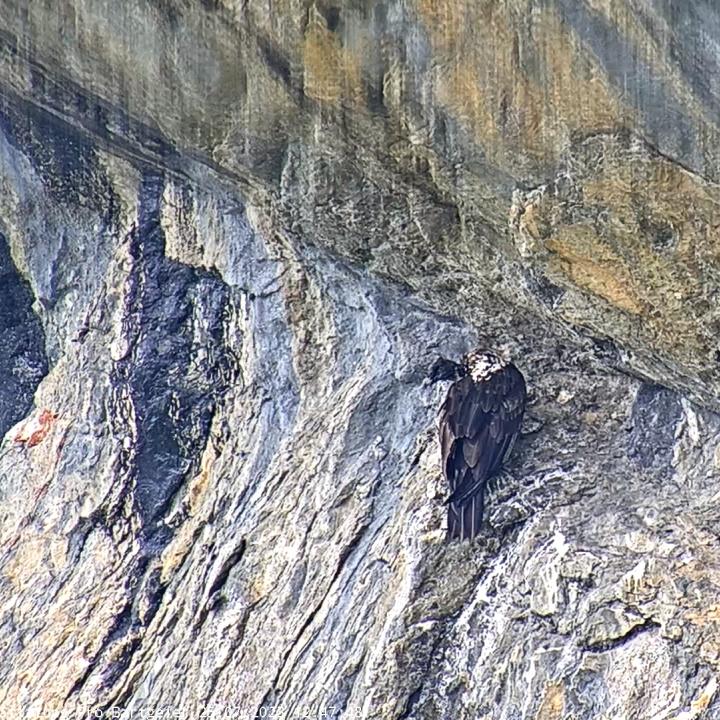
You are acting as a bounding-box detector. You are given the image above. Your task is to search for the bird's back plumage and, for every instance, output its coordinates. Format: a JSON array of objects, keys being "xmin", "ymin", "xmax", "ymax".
[{"xmin": 439, "ymin": 360, "xmax": 526, "ymax": 540}]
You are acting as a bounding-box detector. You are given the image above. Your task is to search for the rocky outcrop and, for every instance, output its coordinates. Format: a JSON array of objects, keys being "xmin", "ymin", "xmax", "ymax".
[{"xmin": 1, "ymin": 2, "xmax": 720, "ymax": 718}]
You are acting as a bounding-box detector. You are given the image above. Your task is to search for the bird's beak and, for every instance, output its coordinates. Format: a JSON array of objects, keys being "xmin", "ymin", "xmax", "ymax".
[{"xmin": 427, "ymin": 357, "xmax": 464, "ymax": 383}]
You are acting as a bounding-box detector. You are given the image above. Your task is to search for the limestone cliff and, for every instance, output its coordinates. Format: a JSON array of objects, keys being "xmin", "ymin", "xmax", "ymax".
[{"xmin": 1, "ymin": 2, "xmax": 720, "ymax": 718}]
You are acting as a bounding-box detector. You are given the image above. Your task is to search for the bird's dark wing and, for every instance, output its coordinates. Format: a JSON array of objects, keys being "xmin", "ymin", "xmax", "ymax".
[{"xmin": 439, "ymin": 364, "xmax": 526, "ymax": 539}]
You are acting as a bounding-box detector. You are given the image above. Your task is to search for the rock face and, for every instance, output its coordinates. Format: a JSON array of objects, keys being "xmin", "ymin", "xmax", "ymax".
[{"xmin": 1, "ymin": 2, "xmax": 720, "ymax": 718}]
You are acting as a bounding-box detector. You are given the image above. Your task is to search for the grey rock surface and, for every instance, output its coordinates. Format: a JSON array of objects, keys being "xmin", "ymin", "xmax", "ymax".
[{"xmin": 1, "ymin": 2, "xmax": 720, "ymax": 719}]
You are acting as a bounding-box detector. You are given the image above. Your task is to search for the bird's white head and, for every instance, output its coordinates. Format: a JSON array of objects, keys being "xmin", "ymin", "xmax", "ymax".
[{"xmin": 463, "ymin": 349, "xmax": 508, "ymax": 382}]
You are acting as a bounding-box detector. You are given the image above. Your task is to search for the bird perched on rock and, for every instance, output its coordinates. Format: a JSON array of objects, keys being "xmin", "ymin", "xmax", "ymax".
[{"xmin": 435, "ymin": 349, "xmax": 526, "ymax": 540}]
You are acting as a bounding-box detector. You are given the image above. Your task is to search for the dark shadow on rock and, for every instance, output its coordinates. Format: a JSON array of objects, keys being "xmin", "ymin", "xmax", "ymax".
[
  {"xmin": 627, "ymin": 383, "xmax": 683, "ymax": 477},
  {"xmin": 111, "ymin": 173, "xmax": 238, "ymax": 533},
  {"xmin": 0, "ymin": 232, "xmax": 48, "ymax": 438}
]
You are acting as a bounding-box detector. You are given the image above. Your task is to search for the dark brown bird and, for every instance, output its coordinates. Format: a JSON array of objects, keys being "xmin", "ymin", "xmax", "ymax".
[{"xmin": 438, "ymin": 349, "xmax": 526, "ymax": 540}]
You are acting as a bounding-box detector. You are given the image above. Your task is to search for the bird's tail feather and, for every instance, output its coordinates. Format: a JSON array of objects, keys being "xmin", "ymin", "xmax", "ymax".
[{"xmin": 447, "ymin": 494, "xmax": 484, "ymax": 541}]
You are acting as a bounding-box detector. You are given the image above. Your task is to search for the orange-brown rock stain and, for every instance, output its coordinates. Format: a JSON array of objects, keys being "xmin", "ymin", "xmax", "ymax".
[
  {"xmin": 303, "ymin": 8, "xmax": 364, "ymax": 106},
  {"xmin": 416, "ymin": 1, "xmax": 626, "ymax": 173},
  {"xmin": 13, "ymin": 408, "xmax": 58, "ymax": 448},
  {"xmin": 535, "ymin": 681, "xmax": 565, "ymax": 720}
]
